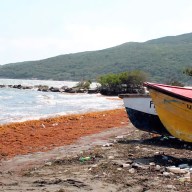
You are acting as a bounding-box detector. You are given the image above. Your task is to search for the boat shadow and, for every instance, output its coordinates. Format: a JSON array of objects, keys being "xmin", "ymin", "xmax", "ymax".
[
  {"xmin": 118, "ymin": 136, "xmax": 192, "ymax": 151},
  {"xmin": 131, "ymin": 154, "xmax": 192, "ymax": 167}
]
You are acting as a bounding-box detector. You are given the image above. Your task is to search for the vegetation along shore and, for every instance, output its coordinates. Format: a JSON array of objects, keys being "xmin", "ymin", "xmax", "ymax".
[{"xmin": 0, "ymin": 33, "xmax": 192, "ymax": 191}]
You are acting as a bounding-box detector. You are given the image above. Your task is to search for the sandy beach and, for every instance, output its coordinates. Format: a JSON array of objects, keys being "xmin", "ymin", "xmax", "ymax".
[{"xmin": 0, "ymin": 108, "xmax": 192, "ymax": 192}]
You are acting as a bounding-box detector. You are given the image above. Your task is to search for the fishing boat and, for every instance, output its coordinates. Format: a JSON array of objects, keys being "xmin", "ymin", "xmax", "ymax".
[
  {"xmin": 119, "ymin": 94, "xmax": 170, "ymax": 136},
  {"xmin": 144, "ymin": 82, "xmax": 192, "ymax": 142}
]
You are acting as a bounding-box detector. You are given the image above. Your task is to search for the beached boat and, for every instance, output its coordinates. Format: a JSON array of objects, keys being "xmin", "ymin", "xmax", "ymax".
[
  {"xmin": 144, "ymin": 82, "xmax": 192, "ymax": 142},
  {"xmin": 119, "ymin": 94, "xmax": 170, "ymax": 136}
]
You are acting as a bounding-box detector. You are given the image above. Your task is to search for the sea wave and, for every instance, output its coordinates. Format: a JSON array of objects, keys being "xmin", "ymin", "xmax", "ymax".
[{"xmin": 0, "ymin": 80, "xmax": 123, "ymax": 125}]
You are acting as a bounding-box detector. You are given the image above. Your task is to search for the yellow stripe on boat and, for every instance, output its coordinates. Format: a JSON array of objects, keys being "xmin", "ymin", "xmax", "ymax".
[{"xmin": 149, "ymin": 89, "xmax": 192, "ymax": 142}]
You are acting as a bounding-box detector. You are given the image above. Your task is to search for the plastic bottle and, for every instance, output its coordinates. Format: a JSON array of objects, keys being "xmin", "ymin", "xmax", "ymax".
[{"xmin": 79, "ymin": 156, "xmax": 91, "ymax": 162}]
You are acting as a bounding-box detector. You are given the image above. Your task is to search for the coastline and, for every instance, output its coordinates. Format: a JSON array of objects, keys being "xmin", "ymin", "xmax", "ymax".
[
  {"xmin": 1, "ymin": 108, "xmax": 192, "ymax": 191},
  {"xmin": 0, "ymin": 108, "xmax": 128, "ymax": 160}
]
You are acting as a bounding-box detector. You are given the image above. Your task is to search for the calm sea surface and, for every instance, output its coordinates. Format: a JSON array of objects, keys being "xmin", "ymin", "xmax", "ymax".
[{"xmin": 0, "ymin": 79, "xmax": 123, "ymax": 125}]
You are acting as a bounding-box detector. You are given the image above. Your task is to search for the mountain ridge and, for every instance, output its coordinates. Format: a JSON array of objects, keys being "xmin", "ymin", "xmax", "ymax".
[{"xmin": 0, "ymin": 32, "xmax": 192, "ymax": 83}]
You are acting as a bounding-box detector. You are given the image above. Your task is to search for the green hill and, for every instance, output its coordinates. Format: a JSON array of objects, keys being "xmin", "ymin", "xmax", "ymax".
[{"xmin": 0, "ymin": 33, "xmax": 192, "ymax": 83}]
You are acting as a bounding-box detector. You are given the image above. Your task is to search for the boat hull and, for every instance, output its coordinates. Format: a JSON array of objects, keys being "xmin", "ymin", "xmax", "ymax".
[
  {"xmin": 119, "ymin": 94, "xmax": 170, "ymax": 136},
  {"xmin": 149, "ymin": 89, "xmax": 192, "ymax": 142}
]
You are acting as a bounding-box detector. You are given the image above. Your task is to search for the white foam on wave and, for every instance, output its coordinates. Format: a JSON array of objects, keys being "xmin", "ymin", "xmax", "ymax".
[
  {"xmin": 0, "ymin": 78, "xmax": 78, "ymax": 87},
  {"xmin": 0, "ymin": 80, "xmax": 123, "ymax": 125}
]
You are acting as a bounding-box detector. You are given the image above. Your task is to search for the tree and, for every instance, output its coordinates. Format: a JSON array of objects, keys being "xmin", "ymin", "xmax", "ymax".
[
  {"xmin": 120, "ymin": 70, "xmax": 147, "ymax": 87},
  {"xmin": 183, "ymin": 68, "xmax": 192, "ymax": 76},
  {"xmin": 98, "ymin": 70, "xmax": 148, "ymax": 95},
  {"xmin": 98, "ymin": 73, "xmax": 121, "ymax": 95}
]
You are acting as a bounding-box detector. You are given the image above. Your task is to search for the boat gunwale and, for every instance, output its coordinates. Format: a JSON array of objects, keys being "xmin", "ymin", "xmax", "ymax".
[
  {"xmin": 118, "ymin": 94, "xmax": 149, "ymax": 99},
  {"xmin": 144, "ymin": 82, "xmax": 192, "ymax": 103}
]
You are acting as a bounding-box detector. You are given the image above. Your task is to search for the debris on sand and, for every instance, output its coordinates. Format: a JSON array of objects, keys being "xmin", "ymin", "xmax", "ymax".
[{"xmin": 1, "ymin": 127, "xmax": 192, "ymax": 192}]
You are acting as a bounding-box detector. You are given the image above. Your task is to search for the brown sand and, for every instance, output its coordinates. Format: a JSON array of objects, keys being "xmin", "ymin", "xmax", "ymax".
[
  {"xmin": 0, "ymin": 108, "xmax": 128, "ymax": 159},
  {"xmin": 1, "ymin": 109, "xmax": 192, "ymax": 192}
]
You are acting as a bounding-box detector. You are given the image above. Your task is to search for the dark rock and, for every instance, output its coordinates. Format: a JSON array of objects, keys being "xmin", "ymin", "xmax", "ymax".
[
  {"xmin": 49, "ymin": 87, "xmax": 60, "ymax": 92},
  {"xmin": 64, "ymin": 88, "xmax": 76, "ymax": 93},
  {"xmin": 60, "ymin": 86, "xmax": 69, "ymax": 90},
  {"xmin": 88, "ymin": 88, "xmax": 98, "ymax": 94},
  {"xmin": 22, "ymin": 86, "xmax": 33, "ymax": 89},
  {"xmin": 13, "ymin": 84, "xmax": 22, "ymax": 89},
  {"xmin": 36, "ymin": 85, "xmax": 49, "ymax": 92}
]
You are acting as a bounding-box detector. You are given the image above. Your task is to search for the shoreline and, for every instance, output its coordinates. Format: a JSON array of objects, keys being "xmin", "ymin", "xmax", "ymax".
[
  {"xmin": 0, "ymin": 108, "xmax": 129, "ymax": 160},
  {"xmin": 1, "ymin": 108, "xmax": 192, "ymax": 191}
]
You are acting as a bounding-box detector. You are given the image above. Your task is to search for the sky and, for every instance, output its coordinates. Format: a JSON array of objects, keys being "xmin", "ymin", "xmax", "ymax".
[{"xmin": 0, "ymin": 0, "xmax": 192, "ymax": 65}]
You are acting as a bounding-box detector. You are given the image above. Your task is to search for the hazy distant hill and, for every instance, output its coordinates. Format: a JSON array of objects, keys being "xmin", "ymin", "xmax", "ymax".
[{"xmin": 0, "ymin": 33, "xmax": 192, "ymax": 83}]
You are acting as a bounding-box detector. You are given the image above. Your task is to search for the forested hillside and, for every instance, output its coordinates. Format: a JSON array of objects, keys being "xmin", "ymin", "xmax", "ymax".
[{"xmin": 0, "ymin": 33, "xmax": 192, "ymax": 83}]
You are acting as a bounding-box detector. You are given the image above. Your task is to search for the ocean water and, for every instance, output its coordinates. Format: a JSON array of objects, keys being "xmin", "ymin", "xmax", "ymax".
[
  {"xmin": 0, "ymin": 79, "xmax": 98, "ymax": 88},
  {"xmin": 0, "ymin": 79, "xmax": 123, "ymax": 125}
]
